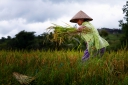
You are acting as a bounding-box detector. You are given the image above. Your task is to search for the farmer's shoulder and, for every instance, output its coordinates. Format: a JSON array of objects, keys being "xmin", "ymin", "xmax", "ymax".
[{"xmin": 82, "ymin": 22, "xmax": 92, "ymax": 29}]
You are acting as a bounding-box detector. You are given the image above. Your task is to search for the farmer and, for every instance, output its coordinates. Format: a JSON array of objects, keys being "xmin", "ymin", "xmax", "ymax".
[{"xmin": 70, "ymin": 10, "xmax": 109, "ymax": 61}]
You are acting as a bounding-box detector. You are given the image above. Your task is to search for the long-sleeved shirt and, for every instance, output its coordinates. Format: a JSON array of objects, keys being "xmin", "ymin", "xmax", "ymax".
[{"xmin": 80, "ymin": 21, "xmax": 109, "ymax": 53}]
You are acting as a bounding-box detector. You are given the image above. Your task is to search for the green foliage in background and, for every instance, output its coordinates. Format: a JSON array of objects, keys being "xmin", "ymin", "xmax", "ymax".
[{"xmin": 119, "ymin": 1, "xmax": 128, "ymax": 48}]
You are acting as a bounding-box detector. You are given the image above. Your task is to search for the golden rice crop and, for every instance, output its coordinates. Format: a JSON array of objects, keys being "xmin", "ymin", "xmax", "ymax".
[
  {"xmin": 46, "ymin": 23, "xmax": 91, "ymax": 45},
  {"xmin": 1, "ymin": 49, "xmax": 128, "ymax": 85}
]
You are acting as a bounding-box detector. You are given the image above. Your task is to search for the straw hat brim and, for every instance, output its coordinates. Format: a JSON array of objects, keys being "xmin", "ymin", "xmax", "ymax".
[{"xmin": 70, "ymin": 10, "xmax": 93, "ymax": 23}]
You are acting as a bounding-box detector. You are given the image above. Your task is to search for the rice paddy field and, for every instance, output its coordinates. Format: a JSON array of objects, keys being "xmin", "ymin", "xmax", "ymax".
[{"xmin": 0, "ymin": 48, "xmax": 128, "ymax": 85}]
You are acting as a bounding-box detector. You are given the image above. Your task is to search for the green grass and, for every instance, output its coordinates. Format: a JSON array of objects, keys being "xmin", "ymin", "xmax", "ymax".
[{"xmin": 0, "ymin": 49, "xmax": 128, "ymax": 85}]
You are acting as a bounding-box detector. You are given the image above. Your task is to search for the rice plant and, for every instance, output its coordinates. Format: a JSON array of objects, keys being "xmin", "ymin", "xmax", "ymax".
[
  {"xmin": 46, "ymin": 23, "xmax": 91, "ymax": 46},
  {"xmin": 0, "ymin": 49, "xmax": 128, "ymax": 85}
]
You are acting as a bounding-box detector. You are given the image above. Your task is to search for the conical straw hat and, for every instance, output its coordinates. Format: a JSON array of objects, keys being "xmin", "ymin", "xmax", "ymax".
[{"xmin": 70, "ymin": 10, "xmax": 93, "ymax": 23}]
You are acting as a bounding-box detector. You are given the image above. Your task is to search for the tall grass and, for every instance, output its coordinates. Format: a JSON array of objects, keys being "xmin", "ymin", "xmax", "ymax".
[{"xmin": 0, "ymin": 49, "xmax": 128, "ymax": 85}]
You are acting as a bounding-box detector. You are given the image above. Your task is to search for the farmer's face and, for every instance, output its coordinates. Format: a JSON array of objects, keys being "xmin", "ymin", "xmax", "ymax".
[{"xmin": 77, "ymin": 19, "xmax": 84, "ymax": 25}]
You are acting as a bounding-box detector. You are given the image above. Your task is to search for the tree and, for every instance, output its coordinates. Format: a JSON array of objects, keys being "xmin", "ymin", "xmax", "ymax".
[
  {"xmin": 15, "ymin": 30, "xmax": 37, "ymax": 50},
  {"xmin": 119, "ymin": 1, "xmax": 128, "ymax": 47},
  {"xmin": 99, "ymin": 29, "xmax": 108, "ymax": 37}
]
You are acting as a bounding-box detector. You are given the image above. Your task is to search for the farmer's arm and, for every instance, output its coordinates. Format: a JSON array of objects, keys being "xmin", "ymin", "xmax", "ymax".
[
  {"xmin": 67, "ymin": 25, "xmax": 90, "ymax": 35},
  {"xmin": 77, "ymin": 24, "xmax": 92, "ymax": 33},
  {"xmin": 77, "ymin": 26, "xmax": 86, "ymax": 31}
]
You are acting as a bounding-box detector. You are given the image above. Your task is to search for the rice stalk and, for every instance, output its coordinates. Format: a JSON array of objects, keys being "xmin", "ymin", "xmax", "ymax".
[{"xmin": 46, "ymin": 23, "xmax": 84, "ymax": 45}]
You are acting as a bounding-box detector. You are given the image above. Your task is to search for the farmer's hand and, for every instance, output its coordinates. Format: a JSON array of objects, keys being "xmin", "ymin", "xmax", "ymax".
[{"xmin": 78, "ymin": 26, "xmax": 86, "ymax": 31}]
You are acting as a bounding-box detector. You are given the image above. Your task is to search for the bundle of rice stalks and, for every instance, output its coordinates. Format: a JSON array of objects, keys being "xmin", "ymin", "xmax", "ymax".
[
  {"xmin": 47, "ymin": 23, "xmax": 78, "ymax": 45},
  {"xmin": 13, "ymin": 72, "xmax": 35, "ymax": 85},
  {"xmin": 47, "ymin": 23, "xmax": 92, "ymax": 45}
]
